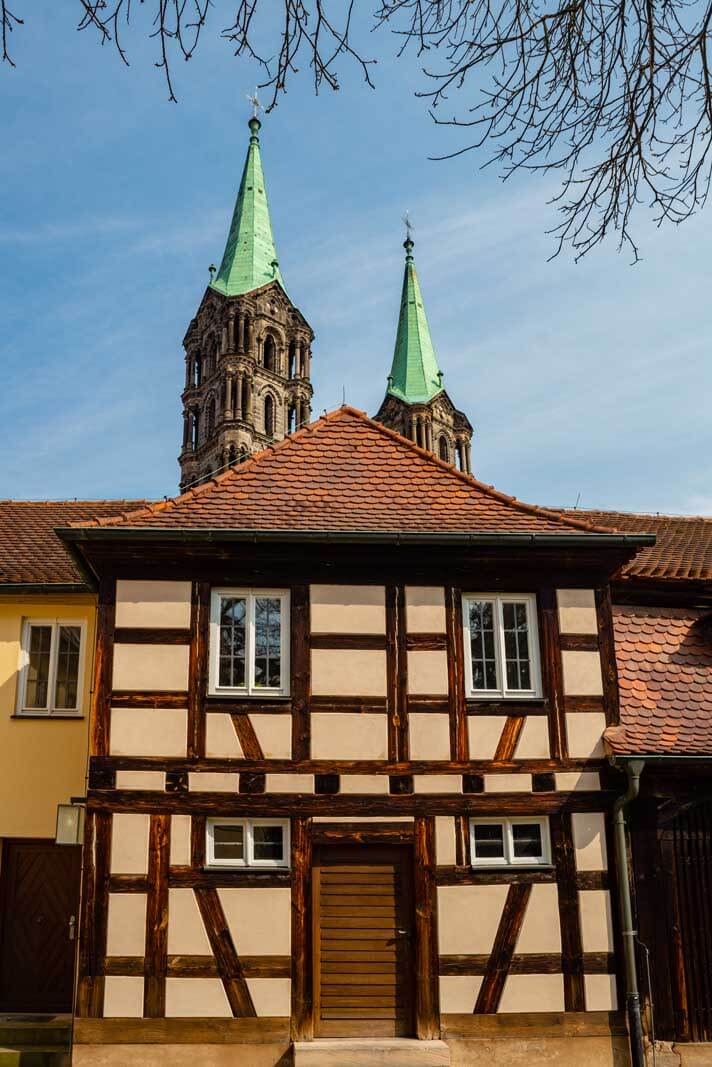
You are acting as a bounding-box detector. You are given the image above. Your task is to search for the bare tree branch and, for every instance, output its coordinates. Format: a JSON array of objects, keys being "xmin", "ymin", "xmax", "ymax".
[{"xmin": 1, "ymin": 0, "xmax": 24, "ymax": 67}]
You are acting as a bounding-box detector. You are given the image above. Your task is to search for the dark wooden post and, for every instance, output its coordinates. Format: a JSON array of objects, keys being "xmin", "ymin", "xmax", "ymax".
[
  {"xmin": 91, "ymin": 578, "xmax": 116, "ymax": 758},
  {"xmin": 291, "ymin": 584, "xmax": 311, "ymax": 762},
  {"xmin": 596, "ymin": 584, "xmax": 620, "ymax": 726},
  {"xmin": 144, "ymin": 815, "xmax": 170, "ymax": 1017},
  {"xmin": 291, "ymin": 817, "xmax": 313, "ymax": 1040},
  {"xmin": 187, "ymin": 582, "xmax": 210, "ymax": 759},
  {"xmin": 414, "ymin": 817, "xmax": 440, "ymax": 1039},
  {"xmin": 538, "ymin": 587, "xmax": 567, "ymax": 759},
  {"xmin": 76, "ymin": 810, "xmax": 112, "ymax": 1017}
]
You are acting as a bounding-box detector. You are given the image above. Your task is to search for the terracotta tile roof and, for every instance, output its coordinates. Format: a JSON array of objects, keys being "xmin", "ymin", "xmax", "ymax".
[
  {"xmin": 0, "ymin": 501, "xmax": 150, "ymax": 586},
  {"xmin": 563, "ymin": 509, "xmax": 712, "ymax": 581},
  {"xmin": 605, "ymin": 605, "xmax": 712, "ymax": 756},
  {"xmin": 69, "ymin": 408, "xmax": 619, "ymax": 536}
]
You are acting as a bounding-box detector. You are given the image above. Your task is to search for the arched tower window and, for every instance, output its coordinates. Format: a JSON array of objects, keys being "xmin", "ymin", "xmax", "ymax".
[
  {"xmin": 288, "ymin": 340, "xmax": 297, "ymax": 378},
  {"xmin": 288, "ymin": 404, "xmax": 296, "ymax": 433},
  {"xmin": 205, "ymin": 397, "xmax": 215, "ymax": 440},
  {"xmin": 242, "ymin": 381, "xmax": 249, "ymax": 421},
  {"xmin": 244, "ymin": 316, "xmax": 251, "ymax": 355},
  {"xmin": 194, "ymin": 354, "xmax": 202, "ymax": 387},
  {"xmin": 264, "ymin": 335, "xmax": 276, "ymax": 373},
  {"xmin": 191, "ymin": 411, "xmax": 200, "ymax": 450},
  {"xmin": 264, "ymin": 394, "xmax": 275, "ymax": 437},
  {"xmin": 438, "ymin": 435, "xmax": 450, "ymax": 463}
]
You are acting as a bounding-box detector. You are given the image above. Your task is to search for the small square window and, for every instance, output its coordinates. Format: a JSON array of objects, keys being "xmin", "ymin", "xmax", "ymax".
[
  {"xmin": 206, "ymin": 818, "xmax": 290, "ymax": 868},
  {"xmin": 470, "ymin": 817, "xmax": 550, "ymax": 867},
  {"xmin": 213, "ymin": 823, "xmax": 245, "ymax": 864}
]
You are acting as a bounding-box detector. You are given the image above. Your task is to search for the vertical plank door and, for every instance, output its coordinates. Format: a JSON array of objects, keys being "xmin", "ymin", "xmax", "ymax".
[
  {"xmin": 313, "ymin": 844, "xmax": 415, "ymax": 1037},
  {"xmin": 0, "ymin": 840, "xmax": 82, "ymax": 1013}
]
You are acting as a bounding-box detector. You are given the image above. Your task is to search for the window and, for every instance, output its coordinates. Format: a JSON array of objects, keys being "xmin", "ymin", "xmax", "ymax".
[
  {"xmin": 470, "ymin": 817, "xmax": 550, "ymax": 867},
  {"xmin": 207, "ymin": 818, "xmax": 290, "ymax": 868},
  {"xmin": 17, "ymin": 619, "xmax": 86, "ymax": 715},
  {"xmin": 209, "ymin": 588, "xmax": 290, "ymax": 696},
  {"xmin": 264, "ymin": 393, "xmax": 274, "ymax": 437},
  {"xmin": 462, "ymin": 594, "xmax": 541, "ymax": 698}
]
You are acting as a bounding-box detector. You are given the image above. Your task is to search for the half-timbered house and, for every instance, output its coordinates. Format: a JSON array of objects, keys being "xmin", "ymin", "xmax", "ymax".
[{"xmin": 57, "ymin": 407, "xmax": 655, "ymax": 1067}]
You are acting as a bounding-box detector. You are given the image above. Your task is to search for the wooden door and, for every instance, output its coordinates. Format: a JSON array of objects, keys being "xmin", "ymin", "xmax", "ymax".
[
  {"xmin": 0, "ymin": 840, "xmax": 81, "ymax": 1013},
  {"xmin": 313, "ymin": 844, "xmax": 415, "ymax": 1037}
]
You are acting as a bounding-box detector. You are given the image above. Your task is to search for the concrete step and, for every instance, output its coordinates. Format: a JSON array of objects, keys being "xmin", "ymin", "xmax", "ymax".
[{"xmin": 293, "ymin": 1038, "xmax": 451, "ymax": 1067}]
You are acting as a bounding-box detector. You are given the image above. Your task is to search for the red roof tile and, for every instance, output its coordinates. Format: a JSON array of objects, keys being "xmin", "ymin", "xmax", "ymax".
[
  {"xmin": 563, "ymin": 510, "xmax": 712, "ymax": 581},
  {"xmin": 0, "ymin": 501, "xmax": 150, "ymax": 586},
  {"xmin": 605, "ymin": 605, "xmax": 712, "ymax": 755},
  {"xmin": 69, "ymin": 408, "xmax": 618, "ymax": 536}
]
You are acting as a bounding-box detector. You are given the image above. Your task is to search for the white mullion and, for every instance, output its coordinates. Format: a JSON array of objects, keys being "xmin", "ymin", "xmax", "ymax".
[
  {"xmin": 504, "ymin": 819, "xmax": 514, "ymax": 866},
  {"xmin": 247, "ymin": 593, "xmax": 255, "ymax": 695},
  {"xmin": 495, "ymin": 597, "xmax": 507, "ymax": 698},
  {"xmin": 47, "ymin": 622, "xmax": 60, "ymax": 714},
  {"xmin": 246, "ymin": 819, "xmax": 255, "ymax": 865}
]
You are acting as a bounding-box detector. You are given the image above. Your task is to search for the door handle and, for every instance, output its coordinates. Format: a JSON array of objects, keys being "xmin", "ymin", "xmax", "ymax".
[
  {"xmin": 395, "ymin": 928, "xmax": 410, "ymax": 937},
  {"xmin": 68, "ymin": 914, "xmax": 76, "ymax": 941}
]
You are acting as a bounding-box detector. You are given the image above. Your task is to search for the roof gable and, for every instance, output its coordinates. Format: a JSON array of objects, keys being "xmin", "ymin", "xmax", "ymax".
[{"xmin": 71, "ymin": 408, "xmax": 618, "ymax": 536}]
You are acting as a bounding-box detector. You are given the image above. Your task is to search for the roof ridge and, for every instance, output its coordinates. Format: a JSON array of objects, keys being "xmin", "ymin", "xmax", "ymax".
[
  {"xmin": 566, "ymin": 507, "xmax": 712, "ymax": 523},
  {"xmin": 0, "ymin": 499, "xmax": 152, "ymax": 507}
]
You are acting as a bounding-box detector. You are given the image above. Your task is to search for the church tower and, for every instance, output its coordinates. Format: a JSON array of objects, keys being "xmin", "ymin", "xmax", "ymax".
[
  {"xmin": 179, "ymin": 116, "xmax": 314, "ymax": 491},
  {"xmin": 375, "ymin": 235, "xmax": 473, "ymax": 472}
]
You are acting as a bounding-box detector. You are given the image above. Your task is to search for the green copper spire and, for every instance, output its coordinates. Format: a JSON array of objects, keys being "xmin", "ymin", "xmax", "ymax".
[
  {"xmin": 386, "ymin": 237, "xmax": 444, "ymax": 405},
  {"xmin": 209, "ymin": 117, "xmax": 285, "ymax": 298}
]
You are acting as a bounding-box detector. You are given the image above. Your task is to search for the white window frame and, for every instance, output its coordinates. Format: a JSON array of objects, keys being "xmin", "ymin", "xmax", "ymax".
[
  {"xmin": 206, "ymin": 817, "xmax": 290, "ymax": 869},
  {"xmin": 16, "ymin": 618, "xmax": 87, "ymax": 716},
  {"xmin": 462, "ymin": 593, "xmax": 542, "ymax": 699},
  {"xmin": 470, "ymin": 816, "xmax": 551, "ymax": 867},
  {"xmin": 209, "ymin": 588, "xmax": 290, "ymax": 697}
]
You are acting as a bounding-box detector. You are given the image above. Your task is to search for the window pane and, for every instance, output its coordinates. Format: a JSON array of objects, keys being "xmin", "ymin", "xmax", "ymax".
[
  {"xmin": 473, "ymin": 823, "xmax": 505, "ymax": 860},
  {"xmin": 219, "ymin": 597, "xmax": 246, "ymax": 688},
  {"xmin": 54, "ymin": 626, "xmax": 81, "ymax": 709},
  {"xmin": 512, "ymin": 823, "xmax": 543, "ymax": 859},
  {"xmin": 254, "ymin": 598, "xmax": 281, "ymax": 689},
  {"xmin": 469, "ymin": 601, "xmax": 498, "ymax": 691},
  {"xmin": 213, "ymin": 824, "xmax": 244, "ymax": 861},
  {"xmin": 253, "ymin": 824, "xmax": 284, "ymax": 862},
  {"xmin": 502, "ymin": 601, "xmax": 532, "ymax": 691},
  {"xmin": 25, "ymin": 625, "xmax": 52, "ymax": 708}
]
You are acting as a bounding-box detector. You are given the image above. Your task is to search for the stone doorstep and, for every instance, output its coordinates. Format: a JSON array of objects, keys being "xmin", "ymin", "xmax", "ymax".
[{"xmin": 293, "ymin": 1038, "xmax": 451, "ymax": 1067}]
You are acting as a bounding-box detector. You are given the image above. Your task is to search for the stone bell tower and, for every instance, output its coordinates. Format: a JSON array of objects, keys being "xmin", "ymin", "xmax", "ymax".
[{"xmin": 179, "ymin": 116, "xmax": 314, "ymax": 491}]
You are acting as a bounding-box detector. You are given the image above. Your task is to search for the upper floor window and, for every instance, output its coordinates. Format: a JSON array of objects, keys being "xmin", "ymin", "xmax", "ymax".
[
  {"xmin": 209, "ymin": 588, "xmax": 290, "ymax": 697},
  {"xmin": 462, "ymin": 593, "xmax": 541, "ymax": 699},
  {"xmin": 17, "ymin": 619, "xmax": 86, "ymax": 716}
]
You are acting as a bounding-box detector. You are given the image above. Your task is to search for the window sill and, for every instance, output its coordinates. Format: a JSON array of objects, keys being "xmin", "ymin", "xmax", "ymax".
[
  {"xmin": 471, "ymin": 863, "xmax": 554, "ymax": 872},
  {"xmin": 12, "ymin": 712, "xmax": 85, "ymax": 720},
  {"xmin": 206, "ymin": 693, "xmax": 291, "ymax": 702}
]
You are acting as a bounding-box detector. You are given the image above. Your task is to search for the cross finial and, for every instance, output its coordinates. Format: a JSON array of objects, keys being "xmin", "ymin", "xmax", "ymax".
[
  {"xmin": 247, "ymin": 88, "xmax": 263, "ymax": 119},
  {"xmin": 403, "ymin": 211, "xmax": 414, "ymax": 240},
  {"xmin": 402, "ymin": 211, "xmax": 415, "ymax": 261}
]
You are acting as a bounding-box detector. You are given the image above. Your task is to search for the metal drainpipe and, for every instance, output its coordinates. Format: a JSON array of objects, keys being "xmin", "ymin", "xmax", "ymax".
[{"xmin": 613, "ymin": 758, "xmax": 646, "ymax": 1067}]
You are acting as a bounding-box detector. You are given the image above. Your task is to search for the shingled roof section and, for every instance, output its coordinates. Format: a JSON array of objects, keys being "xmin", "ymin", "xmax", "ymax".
[
  {"xmin": 0, "ymin": 501, "xmax": 150, "ymax": 586},
  {"xmin": 563, "ymin": 509, "xmax": 712, "ymax": 582},
  {"xmin": 69, "ymin": 408, "xmax": 619, "ymax": 536},
  {"xmin": 605, "ymin": 605, "xmax": 712, "ymax": 756}
]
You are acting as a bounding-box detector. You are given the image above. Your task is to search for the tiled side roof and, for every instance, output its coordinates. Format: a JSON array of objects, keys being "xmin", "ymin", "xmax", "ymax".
[
  {"xmin": 563, "ymin": 509, "xmax": 712, "ymax": 581},
  {"xmin": 605, "ymin": 605, "xmax": 712, "ymax": 755},
  {"xmin": 70, "ymin": 408, "xmax": 617, "ymax": 535},
  {"xmin": 0, "ymin": 501, "xmax": 150, "ymax": 586}
]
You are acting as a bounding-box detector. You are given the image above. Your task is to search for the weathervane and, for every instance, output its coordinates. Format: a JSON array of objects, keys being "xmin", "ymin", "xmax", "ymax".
[
  {"xmin": 247, "ymin": 88, "xmax": 264, "ymax": 119},
  {"xmin": 403, "ymin": 210, "xmax": 414, "ymax": 241}
]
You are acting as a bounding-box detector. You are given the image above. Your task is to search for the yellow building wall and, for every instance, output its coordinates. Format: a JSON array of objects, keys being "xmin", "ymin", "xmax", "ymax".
[{"xmin": 0, "ymin": 595, "xmax": 95, "ymax": 838}]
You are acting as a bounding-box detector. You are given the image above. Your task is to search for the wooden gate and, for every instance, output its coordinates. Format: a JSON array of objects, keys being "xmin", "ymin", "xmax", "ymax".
[
  {"xmin": 0, "ymin": 839, "xmax": 82, "ymax": 1013},
  {"xmin": 312, "ymin": 844, "xmax": 415, "ymax": 1037}
]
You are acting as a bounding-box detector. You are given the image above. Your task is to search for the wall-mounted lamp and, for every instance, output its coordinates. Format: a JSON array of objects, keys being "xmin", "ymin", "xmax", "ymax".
[{"xmin": 55, "ymin": 800, "xmax": 85, "ymax": 846}]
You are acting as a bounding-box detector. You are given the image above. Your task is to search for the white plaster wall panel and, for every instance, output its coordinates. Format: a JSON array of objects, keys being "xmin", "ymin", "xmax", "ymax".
[
  {"xmin": 339, "ymin": 775, "xmax": 390, "ymax": 794},
  {"xmin": 170, "ymin": 815, "xmax": 192, "ymax": 867},
  {"xmin": 414, "ymin": 775, "xmax": 462, "ymax": 794},
  {"xmin": 115, "ymin": 580, "xmax": 192, "ymax": 629},
  {"xmin": 439, "ymin": 976, "xmax": 482, "ymax": 1013},
  {"xmin": 114, "ymin": 771, "xmax": 165, "ymax": 791},
  {"xmin": 555, "ymin": 772, "xmax": 601, "ymax": 792},
  {"xmin": 499, "ymin": 973, "xmax": 565, "ymax": 1012},
  {"xmin": 311, "ymin": 649, "xmax": 387, "ymax": 697},
  {"xmin": 310, "ymin": 585, "xmax": 386, "ymax": 634},
  {"xmin": 585, "ymin": 974, "xmax": 618, "ymax": 1011},
  {"xmin": 437, "ymin": 885, "xmax": 508, "ymax": 955},
  {"xmin": 110, "ymin": 813, "xmax": 150, "ymax": 875},
  {"xmin": 407, "ymin": 651, "xmax": 449, "ymax": 695},
  {"xmin": 112, "ymin": 644, "xmax": 190, "ymax": 692},
  {"xmin": 167, "ymin": 888, "xmax": 211, "ymax": 955},
  {"xmin": 311, "ymin": 713, "xmax": 388, "ymax": 760},
  {"xmin": 435, "ymin": 816, "xmax": 456, "ymax": 866},
  {"xmin": 514, "ymin": 717, "xmax": 550, "ymax": 759},
  {"xmin": 103, "ymin": 976, "xmax": 144, "ymax": 1018},
  {"xmin": 188, "ymin": 772, "xmax": 238, "ymax": 792},
  {"xmin": 245, "ymin": 978, "xmax": 291, "ymax": 1016},
  {"xmin": 409, "ymin": 713, "xmax": 451, "ymax": 761},
  {"xmin": 251, "ymin": 714, "xmax": 292, "ymax": 759},
  {"xmin": 165, "ymin": 978, "xmax": 232, "ymax": 1017},
  {"xmin": 556, "ymin": 589, "xmax": 598, "ymax": 635},
  {"xmin": 405, "ymin": 587, "xmax": 446, "ymax": 633},
  {"xmin": 106, "ymin": 893, "xmax": 147, "ymax": 956},
  {"xmin": 264, "ymin": 773, "xmax": 315, "ymax": 793},
  {"xmin": 572, "ymin": 812, "xmax": 609, "ymax": 871},
  {"xmin": 218, "ymin": 888, "xmax": 291, "ymax": 955},
  {"xmin": 484, "ymin": 773, "xmax": 533, "ymax": 793},
  {"xmin": 515, "ymin": 884, "xmax": 562, "ymax": 953},
  {"xmin": 566, "ymin": 712, "xmax": 607, "ymax": 758},
  {"xmin": 110, "ymin": 707, "xmax": 187, "ymax": 757},
  {"xmin": 580, "ymin": 890, "xmax": 615, "ymax": 952},
  {"xmin": 561, "ymin": 651, "xmax": 604, "ymax": 696},
  {"xmin": 206, "ymin": 713, "xmax": 244, "ymax": 758},
  {"xmin": 467, "ymin": 716, "xmax": 507, "ymax": 760}
]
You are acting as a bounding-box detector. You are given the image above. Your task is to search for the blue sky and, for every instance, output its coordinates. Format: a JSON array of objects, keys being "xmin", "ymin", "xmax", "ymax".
[{"xmin": 0, "ymin": 5, "xmax": 710, "ymax": 514}]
